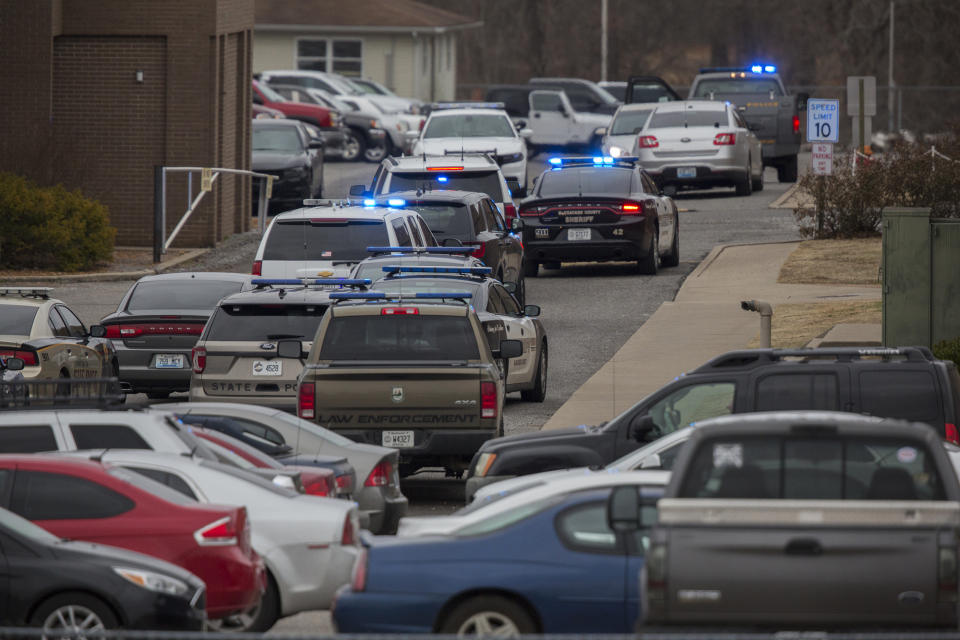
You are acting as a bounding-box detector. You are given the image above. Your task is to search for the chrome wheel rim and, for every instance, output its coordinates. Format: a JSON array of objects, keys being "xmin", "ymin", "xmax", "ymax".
[
  {"xmin": 457, "ymin": 611, "xmax": 520, "ymax": 637},
  {"xmin": 42, "ymin": 605, "xmax": 106, "ymax": 639},
  {"xmin": 342, "ymin": 135, "xmax": 360, "ymax": 161},
  {"xmin": 365, "ymin": 145, "xmax": 387, "ymax": 162}
]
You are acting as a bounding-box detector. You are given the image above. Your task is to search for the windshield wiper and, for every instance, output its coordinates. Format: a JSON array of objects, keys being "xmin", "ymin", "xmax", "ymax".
[{"xmin": 267, "ymin": 333, "xmax": 303, "ymax": 339}]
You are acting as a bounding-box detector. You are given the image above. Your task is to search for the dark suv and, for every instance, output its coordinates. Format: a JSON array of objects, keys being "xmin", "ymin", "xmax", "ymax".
[
  {"xmin": 466, "ymin": 346, "xmax": 960, "ymax": 492},
  {"xmin": 378, "ymin": 191, "xmax": 525, "ymax": 303}
]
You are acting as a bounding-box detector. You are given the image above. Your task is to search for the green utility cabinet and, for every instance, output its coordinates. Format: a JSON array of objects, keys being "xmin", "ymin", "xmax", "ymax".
[{"xmin": 882, "ymin": 207, "xmax": 960, "ymax": 347}]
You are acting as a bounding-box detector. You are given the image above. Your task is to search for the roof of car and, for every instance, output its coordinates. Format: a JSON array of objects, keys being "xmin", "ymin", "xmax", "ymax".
[
  {"xmin": 615, "ymin": 103, "xmax": 660, "ymax": 113},
  {"xmin": 653, "ymin": 100, "xmax": 727, "ymax": 113},
  {"xmin": 427, "ymin": 108, "xmax": 511, "ymax": 118},
  {"xmin": 131, "ymin": 272, "xmax": 251, "ymax": 284},
  {"xmin": 331, "ymin": 299, "xmax": 472, "ymax": 316},
  {"xmin": 214, "ymin": 286, "xmax": 337, "ymax": 307},
  {"xmin": 269, "ymin": 204, "xmax": 400, "ymax": 221}
]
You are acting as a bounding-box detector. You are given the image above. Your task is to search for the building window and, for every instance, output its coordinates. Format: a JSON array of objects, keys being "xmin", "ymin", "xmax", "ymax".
[{"xmin": 296, "ymin": 38, "xmax": 363, "ymax": 77}]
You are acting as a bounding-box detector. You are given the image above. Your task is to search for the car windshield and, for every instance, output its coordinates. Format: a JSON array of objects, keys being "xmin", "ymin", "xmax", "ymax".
[
  {"xmin": 373, "ymin": 279, "xmax": 482, "ymax": 298},
  {"xmin": 630, "ymin": 83, "xmax": 675, "ymax": 103},
  {"xmin": 647, "ymin": 109, "xmax": 728, "ymax": 129},
  {"xmin": 385, "ymin": 172, "xmax": 503, "ymax": 201},
  {"xmin": 353, "ymin": 79, "xmax": 389, "ymax": 96},
  {"xmin": 0, "ymin": 506, "xmax": 60, "ymax": 544},
  {"xmin": 319, "ymin": 314, "xmax": 480, "ymax": 361},
  {"xmin": 257, "ymin": 82, "xmax": 287, "ymax": 103},
  {"xmin": 692, "ymin": 78, "xmax": 783, "ymax": 97},
  {"xmin": 253, "ymin": 127, "xmax": 303, "ymax": 153},
  {"xmin": 537, "ymin": 168, "xmax": 633, "ymax": 196},
  {"xmin": 610, "ymin": 109, "xmax": 653, "ymax": 135},
  {"xmin": 423, "ymin": 114, "xmax": 515, "ymax": 139},
  {"xmin": 0, "ymin": 305, "xmax": 38, "ymax": 335},
  {"xmin": 602, "ymin": 84, "xmax": 626, "ymax": 101},
  {"xmin": 108, "ymin": 466, "xmax": 197, "ymax": 505},
  {"xmin": 205, "ymin": 304, "xmax": 327, "ymax": 342},
  {"xmin": 126, "ymin": 279, "xmax": 244, "ymax": 312},
  {"xmin": 263, "ymin": 220, "xmax": 388, "ymax": 262},
  {"xmin": 408, "ymin": 204, "xmax": 474, "ymax": 238}
]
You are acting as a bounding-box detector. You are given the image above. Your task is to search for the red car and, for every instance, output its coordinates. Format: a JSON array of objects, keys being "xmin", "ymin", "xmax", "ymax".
[
  {"xmin": 0, "ymin": 455, "xmax": 265, "ymax": 620},
  {"xmin": 253, "ymin": 79, "xmax": 332, "ymax": 127},
  {"xmin": 193, "ymin": 427, "xmax": 336, "ymax": 497}
]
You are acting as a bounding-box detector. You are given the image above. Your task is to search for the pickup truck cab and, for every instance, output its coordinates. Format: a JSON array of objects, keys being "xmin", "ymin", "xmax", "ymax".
[
  {"xmin": 641, "ymin": 411, "xmax": 960, "ymax": 629},
  {"xmin": 296, "ymin": 291, "xmax": 522, "ymax": 476}
]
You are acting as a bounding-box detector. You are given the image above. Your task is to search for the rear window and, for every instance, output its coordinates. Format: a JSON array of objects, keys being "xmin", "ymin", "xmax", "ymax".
[
  {"xmin": 679, "ymin": 435, "xmax": 946, "ymax": 500},
  {"xmin": 409, "ymin": 204, "xmax": 474, "ymax": 239},
  {"xmin": 692, "ymin": 78, "xmax": 783, "ymax": 97},
  {"xmin": 385, "ymin": 171, "xmax": 503, "ymax": 201},
  {"xmin": 0, "ymin": 305, "xmax": 38, "ymax": 335},
  {"xmin": 127, "ymin": 280, "xmax": 244, "ymax": 312},
  {"xmin": 423, "ymin": 114, "xmax": 515, "ymax": 139},
  {"xmin": 108, "ymin": 466, "xmax": 197, "ymax": 506},
  {"xmin": 610, "ymin": 109, "xmax": 653, "ymax": 135},
  {"xmin": 205, "ymin": 304, "xmax": 327, "ymax": 342},
  {"xmin": 373, "ymin": 279, "xmax": 481, "ymax": 298},
  {"xmin": 263, "ymin": 220, "xmax": 388, "ymax": 262},
  {"xmin": 537, "ymin": 168, "xmax": 633, "ymax": 197},
  {"xmin": 647, "ymin": 110, "xmax": 729, "ymax": 129},
  {"xmin": 319, "ymin": 314, "xmax": 480, "ymax": 361},
  {"xmin": 629, "ymin": 83, "xmax": 674, "ymax": 104},
  {"xmin": 859, "ymin": 370, "xmax": 942, "ymax": 424}
]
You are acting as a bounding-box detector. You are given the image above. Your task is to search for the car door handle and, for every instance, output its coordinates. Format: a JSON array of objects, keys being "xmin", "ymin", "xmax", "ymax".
[{"xmin": 784, "ymin": 538, "xmax": 822, "ymax": 556}]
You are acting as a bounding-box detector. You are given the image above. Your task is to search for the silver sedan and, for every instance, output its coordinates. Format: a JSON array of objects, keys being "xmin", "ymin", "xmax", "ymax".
[{"xmin": 636, "ymin": 100, "xmax": 764, "ymax": 196}]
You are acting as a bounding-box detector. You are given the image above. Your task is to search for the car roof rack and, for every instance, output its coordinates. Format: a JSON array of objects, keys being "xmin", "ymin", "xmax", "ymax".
[
  {"xmin": 0, "ymin": 287, "xmax": 53, "ymax": 299},
  {"xmin": 366, "ymin": 246, "xmax": 474, "ymax": 256},
  {"xmin": 329, "ymin": 291, "xmax": 473, "ymax": 304},
  {"xmin": 250, "ymin": 278, "xmax": 371, "ymax": 290},
  {"xmin": 696, "ymin": 347, "xmax": 934, "ymax": 371},
  {"xmin": 547, "ymin": 156, "xmax": 639, "ymax": 168}
]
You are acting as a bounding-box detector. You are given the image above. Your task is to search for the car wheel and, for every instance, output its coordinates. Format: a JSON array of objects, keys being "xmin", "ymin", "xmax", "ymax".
[
  {"xmin": 364, "ymin": 142, "xmax": 388, "ymax": 163},
  {"xmin": 735, "ymin": 164, "xmax": 753, "ymax": 196},
  {"xmin": 752, "ymin": 166, "xmax": 764, "ymax": 192},
  {"xmin": 439, "ymin": 595, "xmax": 537, "ymax": 637},
  {"xmin": 637, "ymin": 231, "xmax": 659, "ymax": 275},
  {"xmin": 341, "ymin": 130, "xmax": 365, "ymax": 162},
  {"xmin": 520, "ymin": 342, "xmax": 547, "ymax": 403},
  {"xmin": 661, "ymin": 224, "xmax": 680, "ymax": 268},
  {"xmin": 208, "ymin": 573, "xmax": 279, "ymax": 633},
  {"xmin": 778, "ymin": 154, "xmax": 799, "ymax": 182},
  {"xmin": 31, "ymin": 592, "xmax": 118, "ymax": 636},
  {"xmin": 523, "ymin": 260, "xmax": 539, "ymax": 278}
]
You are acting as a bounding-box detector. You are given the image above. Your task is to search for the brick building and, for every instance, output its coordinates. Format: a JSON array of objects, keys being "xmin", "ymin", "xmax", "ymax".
[{"xmin": 0, "ymin": 0, "xmax": 254, "ymax": 248}]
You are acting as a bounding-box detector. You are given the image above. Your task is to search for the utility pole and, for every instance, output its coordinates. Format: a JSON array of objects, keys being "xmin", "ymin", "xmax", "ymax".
[
  {"xmin": 600, "ymin": 0, "xmax": 608, "ymax": 82},
  {"xmin": 888, "ymin": 0, "xmax": 895, "ymax": 132}
]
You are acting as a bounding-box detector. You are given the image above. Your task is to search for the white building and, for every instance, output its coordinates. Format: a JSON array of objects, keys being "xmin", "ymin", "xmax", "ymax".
[{"xmin": 254, "ymin": 0, "xmax": 482, "ymax": 102}]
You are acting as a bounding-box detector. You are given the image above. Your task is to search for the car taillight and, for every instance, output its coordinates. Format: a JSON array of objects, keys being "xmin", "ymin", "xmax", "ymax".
[
  {"xmin": 298, "ymin": 382, "xmax": 316, "ymax": 419},
  {"xmin": 713, "ymin": 133, "xmax": 736, "ymax": 145},
  {"xmin": 351, "ymin": 549, "xmax": 368, "ymax": 592},
  {"xmin": 252, "ymin": 260, "xmax": 262, "ymax": 276},
  {"xmin": 191, "ymin": 347, "xmax": 206, "ymax": 374},
  {"xmin": 947, "ymin": 423, "xmax": 959, "ymax": 445},
  {"xmin": 503, "ymin": 203, "xmax": 517, "ymax": 222},
  {"xmin": 481, "ymin": 381, "xmax": 497, "ymax": 419},
  {"xmin": 381, "ymin": 307, "xmax": 418, "ymax": 315},
  {"xmin": 637, "ymin": 135, "xmax": 658, "ymax": 148},
  {"xmin": 466, "ymin": 242, "xmax": 485, "ymax": 259},
  {"xmin": 104, "ymin": 323, "xmax": 202, "ymax": 339},
  {"xmin": 792, "ymin": 114, "xmax": 800, "ymax": 135},
  {"xmin": 620, "ymin": 202, "xmax": 642, "ymax": 215},
  {"xmin": 194, "ymin": 515, "xmax": 238, "ymax": 546},
  {"xmin": 518, "ymin": 206, "xmax": 543, "ymax": 217},
  {"xmin": 0, "ymin": 350, "xmax": 38, "ymax": 366},
  {"xmin": 336, "ymin": 473, "xmax": 354, "ymax": 495},
  {"xmin": 304, "ymin": 476, "xmax": 333, "ymax": 497},
  {"xmin": 365, "ymin": 460, "xmax": 393, "ymax": 487},
  {"xmin": 341, "ymin": 515, "xmax": 356, "ymax": 545}
]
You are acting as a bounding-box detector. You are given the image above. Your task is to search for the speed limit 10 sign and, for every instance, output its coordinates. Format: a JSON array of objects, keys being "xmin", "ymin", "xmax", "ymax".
[{"xmin": 807, "ymin": 99, "xmax": 840, "ymax": 143}]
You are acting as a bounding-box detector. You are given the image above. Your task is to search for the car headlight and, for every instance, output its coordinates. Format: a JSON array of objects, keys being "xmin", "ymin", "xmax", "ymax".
[
  {"xmin": 474, "ymin": 452, "xmax": 497, "ymax": 477},
  {"xmin": 284, "ymin": 166, "xmax": 308, "ymax": 180},
  {"xmin": 608, "ymin": 146, "xmax": 624, "ymax": 158},
  {"xmin": 114, "ymin": 567, "xmax": 189, "ymax": 596}
]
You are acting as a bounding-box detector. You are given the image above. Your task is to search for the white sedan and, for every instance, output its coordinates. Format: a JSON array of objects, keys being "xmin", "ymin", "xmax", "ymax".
[{"xmin": 69, "ymin": 449, "xmax": 359, "ymax": 632}]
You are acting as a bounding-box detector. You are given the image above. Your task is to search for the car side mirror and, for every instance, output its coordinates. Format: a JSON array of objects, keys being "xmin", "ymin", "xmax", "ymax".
[
  {"xmin": 515, "ymin": 119, "xmax": 528, "ymax": 130},
  {"xmin": 595, "ymin": 127, "xmax": 607, "ymax": 136},
  {"xmin": 277, "ymin": 340, "xmax": 303, "ymax": 359},
  {"xmin": 3, "ymin": 357, "xmax": 24, "ymax": 371},
  {"xmin": 510, "ymin": 217, "xmax": 523, "ymax": 232},
  {"xmin": 523, "ymin": 304, "xmax": 540, "ymax": 317},
  {"xmin": 441, "ymin": 237, "xmax": 464, "ymax": 247},
  {"xmin": 630, "ymin": 414, "xmax": 657, "ymax": 442},
  {"xmin": 497, "ymin": 339, "xmax": 523, "ymax": 360},
  {"xmin": 349, "ymin": 184, "xmax": 370, "ymax": 197},
  {"xmin": 308, "ymin": 139, "xmax": 324, "ymax": 149},
  {"xmin": 519, "ymin": 128, "xmax": 533, "ymax": 139},
  {"xmin": 89, "ymin": 324, "xmax": 106, "ymax": 338},
  {"xmin": 606, "ymin": 485, "xmax": 641, "ymax": 532},
  {"xmin": 796, "ymin": 92, "xmax": 810, "ymax": 111},
  {"xmin": 638, "ymin": 453, "xmax": 662, "ymax": 469}
]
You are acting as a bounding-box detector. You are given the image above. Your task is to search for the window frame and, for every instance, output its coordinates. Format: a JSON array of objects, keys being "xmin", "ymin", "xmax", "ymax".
[
  {"xmin": 10, "ymin": 470, "xmax": 136, "ymax": 521},
  {"xmin": 553, "ymin": 499, "xmax": 625, "ymax": 556},
  {"xmin": 294, "ymin": 37, "xmax": 363, "ymax": 77}
]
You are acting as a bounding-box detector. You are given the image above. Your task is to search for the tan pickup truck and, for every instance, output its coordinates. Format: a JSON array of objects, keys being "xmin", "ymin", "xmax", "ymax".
[{"xmin": 296, "ymin": 292, "xmax": 522, "ymax": 476}]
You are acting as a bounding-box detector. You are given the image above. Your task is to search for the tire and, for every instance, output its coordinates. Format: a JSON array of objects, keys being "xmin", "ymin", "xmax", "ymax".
[
  {"xmin": 30, "ymin": 592, "xmax": 118, "ymax": 635},
  {"xmin": 661, "ymin": 221, "xmax": 680, "ymax": 268},
  {"xmin": 521, "ymin": 342, "xmax": 547, "ymax": 402},
  {"xmin": 751, "ymin": 167, "xmax": 764, "ymax": 192},
  {"xmin": 364, "ymin": 142, "xmax": 388, "ymax": 163},
  {"xmin": 778, "ymin": 155, "xmax": 799, "ymax": 182},
  {"xmin": 208, "ymin": 573, "xmax": 279, "ymax": 633},
  {"xmin": 523, "ymin": 260, "xmax": 539, "ymax": 278},
  {"xmin": 637, "ymin": 231, "xmax": 659, "ymax": 275},
  {"xmin": 341, "ymin": 129, "xmax": 365, "ymax": 162},
  {"xmin": 439, "ymin": 595, "xmax": 537, "ymax": 637},
  {"xmin": 735, "ymin": 165, "xmax": 753, "ymax": 196}
]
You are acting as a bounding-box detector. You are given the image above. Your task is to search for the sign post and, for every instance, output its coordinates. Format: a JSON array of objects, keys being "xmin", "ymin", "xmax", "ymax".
[
  {"xmin": 847, "ymin": 76, "xmax": 877, "ymax": 153},
  {"xmin": 807, "ymin": 100, "xmax": 839, "ymax": 239}
]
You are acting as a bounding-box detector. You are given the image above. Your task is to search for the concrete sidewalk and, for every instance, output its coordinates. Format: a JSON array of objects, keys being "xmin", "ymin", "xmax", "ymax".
[{"xmin": 541, "ymin": 241, "xmax": 882, "ymax": 430}]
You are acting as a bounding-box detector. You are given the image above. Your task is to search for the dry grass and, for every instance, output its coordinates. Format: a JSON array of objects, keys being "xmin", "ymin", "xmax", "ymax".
[
  {"xmin": 747, "ymin": 300, "xmax": 882, "ymax": 349},
  {"xmin": 778, "ymin": 238, "xmax": 882, "ymax": 285}
]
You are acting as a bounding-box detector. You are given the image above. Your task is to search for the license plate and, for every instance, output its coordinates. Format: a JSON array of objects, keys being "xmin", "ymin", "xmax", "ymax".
[
  {"xmin": 252, "ymin": 360, "xmax": 282, "ymax": 376},
  {"xmin": 382, "ymin": 431, "xmax": 415, "ymax": 448},
  {"xmin": 568, "ymin": 228, "xmax": 591, "ymax": 241},
  {"xmin": 153, "ymin": 354, "xmax": 185, "ymax": 369},
  {"xmin": 677, "ymin": 167, "xmax": 697, "ymax": 178}
]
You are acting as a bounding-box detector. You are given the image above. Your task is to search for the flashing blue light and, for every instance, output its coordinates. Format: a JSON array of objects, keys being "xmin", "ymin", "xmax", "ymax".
[
  {"xmin": 387, "ymin": 198, "xmax": 406, "ymax": 207},
  {"xmin": 592, "ymin": 157, "xmax": 603, "ymax": 163},
  {"xmin": 548, "ymin": 157, "xmax": 562, "ymax": 165},
  {"xmin": 436, "ymin": 176, "xmax": 449, "ymax": 183},
  {"xmin": 362, "ymin": 198, "xmax": 376, "ymax": 207},
  {"xmin": 764, "ymin": 65, "xmax": 776, "ymax": 73},
  {"xmin": 750, "ymin": 65, "xmax": 763, "ymax": 73}
]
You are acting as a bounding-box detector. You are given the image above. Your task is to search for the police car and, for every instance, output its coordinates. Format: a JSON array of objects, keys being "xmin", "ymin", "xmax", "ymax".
[
  {"xmin": 411, "ymin": 103, "xmax": 531, "ymax": 196},
  {"xmin": 370, "ymin": 265, "xmax": 548, "ymax": 402},
  {"xmin": 518, "ymin": 156, "xmax": 679, "ymax": 276},
  {"xmin": 349, "ymin": 246, "xmax": 486, "ymax": 283},
  {"xmin": 0, "ymin": 287, "xmax": 117, "ymax": 389}
]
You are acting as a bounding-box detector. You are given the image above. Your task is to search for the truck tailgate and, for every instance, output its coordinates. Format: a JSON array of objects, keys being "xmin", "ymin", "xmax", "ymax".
[{"xmin": 653, "ymin": 499, "xmax": 960, "ymax": 626}]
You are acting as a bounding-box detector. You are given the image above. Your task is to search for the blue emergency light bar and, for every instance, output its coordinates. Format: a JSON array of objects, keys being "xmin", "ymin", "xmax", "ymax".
[
  {"xmin": 382, "ymin": 266, "xmax": 492, "ymax": 275},
  {"xmin": 700, "ymin": 65, "xmax": 777, "ymax": 74},
  {"xmin": 329, "ymin": 291, "xmax": 473, "ymax": 300},
  {"xmin": 548, "ymin": 156, "xmax": 639, "ymax": 167},
  {"xmin": 430, "ymin": 102, "xmax": 506, "ymax": 111},
  {"xmin": 387, "ymin": 198, "xmax": 406, "ymax": 207},
  {"xmin": 362, "ymin": 198, "xmax": 377, "ymax": 207},
  {"xmin": 366, "ymin": 246, "xmax": 475, "ymax": 255},
  {"xmin": 251, "ymin": 278, "xmax": 372, "ymax": 287}
]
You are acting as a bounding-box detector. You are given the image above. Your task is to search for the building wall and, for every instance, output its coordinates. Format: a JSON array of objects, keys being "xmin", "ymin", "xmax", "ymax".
[{"xmin": 0, "ymin": 0, "xmax": 254, "ymax": 248}]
